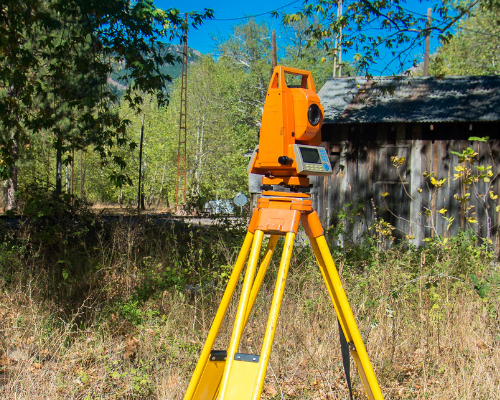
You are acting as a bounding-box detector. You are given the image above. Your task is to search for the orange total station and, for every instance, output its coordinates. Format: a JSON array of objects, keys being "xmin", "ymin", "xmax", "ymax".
[
  {"xmin": 183, "ymin": 67, "xmax": 385, "ymax": 400},
  {"xmin": 248, "ymin": 66, "xmax": 333, "ymax": 188}
]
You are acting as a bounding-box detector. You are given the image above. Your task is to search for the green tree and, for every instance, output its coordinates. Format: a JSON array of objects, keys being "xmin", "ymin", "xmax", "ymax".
[
  {"xmin": 280, "ymin": 19, "xmax": 355, "ymax": 88},
  {"xmin": 0, "ymin": 0, "xmax": 212, "ymax": 209},
  {"xmin": 430, "ymin": 3, "xmax": 500, "ymax": 75},
  {"xmin": 59, "ymin": 17, "xmax": 354, "ymax": 208},
  {"xmin": 186, "ymin": 56, "xmax": 259, "ymax": 201},
  {"xmin": 283, "ymin": 0, "xmax": 483, "ymax": 76},
  {"xmin": 215, "ymin": 19, "xmax": 272, "ymax": 108}
]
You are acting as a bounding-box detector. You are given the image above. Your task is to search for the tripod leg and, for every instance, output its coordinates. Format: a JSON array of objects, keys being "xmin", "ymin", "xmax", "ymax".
[
  {"xmin": 183, "ymin": 231, "xmax": 255, "ymax": 400},
  {"xmin": 219, "ymin": 230, "xmax": 265, "ymax": 400},
  {"xmin": 244, "ymin": 235, "xmax": 280, "ymax": 327},
  {"xmin": 251, "ymin": 232, "xmax": 295, "ymax": 400},
  {"xmin": 309, "ymin": 235, "xmax": 384, "ymax": 400}
]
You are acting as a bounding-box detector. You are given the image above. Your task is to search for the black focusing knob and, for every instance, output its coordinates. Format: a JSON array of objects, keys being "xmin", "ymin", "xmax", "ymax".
[{"xmin": 278, "ymin": 156, "xmax": 293, "ymax": 165}]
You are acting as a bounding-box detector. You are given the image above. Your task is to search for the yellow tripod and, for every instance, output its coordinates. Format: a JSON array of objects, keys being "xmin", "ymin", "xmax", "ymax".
[{"xmin": 183, "ymin": 191, "xmax": 384, "ymax": 400}]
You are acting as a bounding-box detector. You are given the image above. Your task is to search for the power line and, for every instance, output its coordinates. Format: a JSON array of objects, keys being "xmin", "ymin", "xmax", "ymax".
[{"xmin": 212, "ymin": 0, "xmax": 301, "ymax": 21}]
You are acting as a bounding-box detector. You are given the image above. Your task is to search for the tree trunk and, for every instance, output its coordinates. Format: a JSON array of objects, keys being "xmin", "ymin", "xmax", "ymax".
[
  {"xmin": 80, "ymin": 149, "xmax": 84, "ymax": 199},
  {"xmin": 70, "ymin": 146, "xmax": 74, "ymax": 204},
  {"xmin": 137, "ymin": 113, "xmax": 145, "ymax": 211},
  {"xmin": 6, "ymin": 133, "xmax": 19, "ymax": 211},
  {"xmin": 55, "ymin": 143, "xmax": 62, "ymax": 196},
  {"xmin": 156, "ymin": 165, "xmax": 167, "ymax": 210}
]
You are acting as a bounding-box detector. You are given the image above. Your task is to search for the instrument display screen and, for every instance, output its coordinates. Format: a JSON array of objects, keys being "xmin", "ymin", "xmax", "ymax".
[
  {"xmin": 293, "ymin": 144, "xmax": 333, "ymax": 176},
  {"xmin": 299, "ymin": 147, "xmax": 321, "ymax": 164}
]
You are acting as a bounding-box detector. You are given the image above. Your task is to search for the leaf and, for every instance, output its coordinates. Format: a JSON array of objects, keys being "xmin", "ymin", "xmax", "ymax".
[
  {"xmin": 264, "ymin": 385, "xmax": 278, "ymax": 397},
  {"xmin": 430, "ymin": 177, "xmax": 446, "ymax": 187},
  {"xmin": 382, "ymin": 192, "xmax": 389, "ymax": 197},
  {"xmin": 444, "ymin": 215, "xmax": 455, "ymax": 230},
  {"xmin": 123, "ymin": 335, "xmax": 140, "ymax": 362},
  {"xmin": 468, "ymin": 136, "xmax": 488, "ymax": 142},
  {"xmin": 438, "ymin": 208, "xmax": 447, "ymax": 215},
  {"xmin": 467, "ymin": 217, "xmax": 478, "ymax": 224}
]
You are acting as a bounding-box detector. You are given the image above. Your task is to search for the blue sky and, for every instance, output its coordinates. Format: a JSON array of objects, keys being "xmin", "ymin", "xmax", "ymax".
[{"xmin": 155, "ymin": 0, "xmax": 447, "ymax": 75}]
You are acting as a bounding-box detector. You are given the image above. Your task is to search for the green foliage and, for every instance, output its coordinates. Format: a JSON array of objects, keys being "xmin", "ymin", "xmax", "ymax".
[
  {"xmin": 182, "ymin": 54, "xmax": 261, "ymax": 200},
  {"xmin": 449, "ymin": 137, "xmax": 499, "ymax": 238},
  {"xmin": 19, "ymin": 185, "xmax": 97, "ymax": 247},
  {"xmin": 280, "ymin": 18, "xmax": 355, "ymax": 86},
  {"xmin": 109, "ymin": 44, "xmax": 202, "ymax": 96},
  {"xmin": 7, "ymin": 185, "xmax": 99, "ymax": 296},
  {"xmin": 330, "ymin": 227, "xmax": 497, "ymax": 305},
  {"xmin": 430, "ymin": 3, "xmax": 500, "ymax": 76},
  {"xmin": 70, "ymin": 20, "xmax": 274, "ymax": 206},
  {"xmin": 283, "ymin": 0, "xmax": 480, "ymax": 75},
  {"xmin": 469, "ymin": 273, "xmax": 500, "ymax": 297},
  {"xmin": 4, "ymin": 13, "xmax": 355, "ymax": 209},
  {"xmin": 102, "ymin": 359, "xmax": 156, "ymax": 397},
  {"xmin": 0, "ymin": 0, "xmax": 213, "ymax": 208},
  {"xmin": 132, "ymin": 220, "xmax": 246, "ymax": 302},
  {"xmin": 113, "ymin": 300, "xmax": 147, "ymax": 326},
  {"xmin": 0, "ymin": 207, "xmax": 249, "ymax": 315},
  {"xmin": 384, "ymin": 137, "xmax": 499, "ymax": 245}
]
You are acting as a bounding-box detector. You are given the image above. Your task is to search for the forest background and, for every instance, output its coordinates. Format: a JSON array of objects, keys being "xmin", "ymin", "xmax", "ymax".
[
  {"xmin": 1, "ymin": 1, "xmax": 499, "ymax": 399},
  {"xmin": 4, "ymin": 0, "xmax": 499, "ymax": 212},
  {"xmin": 2, "ymin": 9, "xmax": 348, "ymax": 211}
]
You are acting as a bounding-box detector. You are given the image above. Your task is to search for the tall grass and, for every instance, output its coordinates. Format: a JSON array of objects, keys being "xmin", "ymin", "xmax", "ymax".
[{"xmin": 0, "ymin": 216, "xmax": 498, "ymax": 399}]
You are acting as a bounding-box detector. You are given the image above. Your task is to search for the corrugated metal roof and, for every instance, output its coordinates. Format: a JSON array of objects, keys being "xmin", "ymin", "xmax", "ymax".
[{"xmin": 318, "ymin": 76, "xmax": 500, "ymax": 124}]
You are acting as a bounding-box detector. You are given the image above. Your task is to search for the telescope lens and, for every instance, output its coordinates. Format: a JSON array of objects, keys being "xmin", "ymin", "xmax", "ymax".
[{"xmin": 308, "ymin": 104, "xmax": 321, "ymax": 126}]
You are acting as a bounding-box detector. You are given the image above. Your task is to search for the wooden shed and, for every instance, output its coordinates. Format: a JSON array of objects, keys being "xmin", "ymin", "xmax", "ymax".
[{"xmin": 314, "ymin": 75, "xmax": 500, "ymax": 247}]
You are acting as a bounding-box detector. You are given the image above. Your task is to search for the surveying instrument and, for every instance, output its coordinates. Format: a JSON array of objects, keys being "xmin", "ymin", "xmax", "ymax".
[{"xmin": 183, "ymin": 67, "xmax": 384, "ymax": 400}]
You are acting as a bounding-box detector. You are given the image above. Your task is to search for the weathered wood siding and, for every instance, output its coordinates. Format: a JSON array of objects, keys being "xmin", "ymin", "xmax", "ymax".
[{"xmin": 316, "ymin": 122, "xmax": 500, "ymax": 248}]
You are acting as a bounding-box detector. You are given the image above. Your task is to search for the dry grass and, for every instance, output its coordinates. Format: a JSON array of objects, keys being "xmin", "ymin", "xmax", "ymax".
[{"xmin": 0, "ymin": 228, "xmax": 499, "ymax": 399}]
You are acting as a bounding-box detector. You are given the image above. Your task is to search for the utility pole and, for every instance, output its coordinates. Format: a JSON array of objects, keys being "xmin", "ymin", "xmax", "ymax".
[
  {"xmin": 423, "ymin": 8, "xmax": 432, "ymax": 76},
  {"xmin": 175, "ymin": 13, "xmax": 188, "ymax": 210},
  {"xmin": 333, "ymin": 1, "xmax": 343, "ymax": 77},
  {"xmin": 271, "ymin": 29, "xmax": 277, "ymax": 76}
]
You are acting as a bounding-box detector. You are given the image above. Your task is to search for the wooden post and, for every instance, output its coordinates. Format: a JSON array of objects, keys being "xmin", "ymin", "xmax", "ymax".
[{"xmin": 423, "ymin": 8, "xmax": 432, "ymax": 76}]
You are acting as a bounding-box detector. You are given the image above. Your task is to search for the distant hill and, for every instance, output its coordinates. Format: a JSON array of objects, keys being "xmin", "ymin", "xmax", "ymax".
[{"xmin": 108, "ymin": 43, "xmax": 202, "ymax": 97}]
